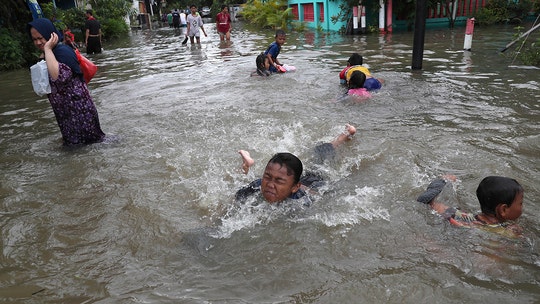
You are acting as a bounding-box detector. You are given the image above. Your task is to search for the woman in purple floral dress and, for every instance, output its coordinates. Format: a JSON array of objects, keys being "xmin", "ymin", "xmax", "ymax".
[{"xmin": 29, "ymin": 18, "xmax": 105, "ymax": 145}]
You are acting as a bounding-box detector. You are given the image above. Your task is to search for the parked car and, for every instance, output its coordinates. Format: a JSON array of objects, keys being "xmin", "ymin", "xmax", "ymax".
[{"xmin": 201, "ymin": 6, "xmax": 211, "ymax": 17}]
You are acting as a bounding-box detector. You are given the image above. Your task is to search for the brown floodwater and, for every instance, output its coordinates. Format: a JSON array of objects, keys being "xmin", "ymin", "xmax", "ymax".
[{"xmin": 0, "ymin": 20, "xmax": 539, "ymax": 303}]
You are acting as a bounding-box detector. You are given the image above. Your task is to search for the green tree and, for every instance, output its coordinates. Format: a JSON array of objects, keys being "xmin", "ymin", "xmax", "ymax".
[
  {"xmin": 83, "ymin": 0, "xmax": 134, "ymax": 38},
  {"xmin": 242, "ymin": 0, "xmax": 292, "ymax": 29},
  {"xmin": 0, "ymin": 0, "xmax": 40, "ymax": 70},
  {"xmin": 475, "ymin": 0, "xmax": 534, "ymax": 25},
  {"xmin": 0, "ymin": 0, "xmax": 35, "ymax": 32},
  {"xmin": 0, "ymin": 28, "xmax": 25, "ymax": 70},
  {"xmin": 0, "ymin": 0, "xmax": 135, "ymax": 70}
]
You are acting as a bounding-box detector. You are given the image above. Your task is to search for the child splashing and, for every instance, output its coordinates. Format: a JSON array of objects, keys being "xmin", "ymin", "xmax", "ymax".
[
  {"xmin": 237, "ymin": 124, "xmax": 356, "ymax": 205},
  {"xmin": 416, "ymin": 175, "xmax": 524, "ymax": 237},
  {"xmin": 254, "ymin": 29, "xmax": 295, "ymax": 76}
]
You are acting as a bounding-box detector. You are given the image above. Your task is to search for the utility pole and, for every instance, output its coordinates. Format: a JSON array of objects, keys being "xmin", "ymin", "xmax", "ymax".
[{"xmin": 412, "ymin": 0, "xmax": 428, "ymax": 70}]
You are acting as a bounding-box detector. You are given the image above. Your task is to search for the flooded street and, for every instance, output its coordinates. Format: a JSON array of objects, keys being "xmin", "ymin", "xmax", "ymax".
[{"xmin": 1, "ymin": 20, "xmax": 539, "ymax": 303}]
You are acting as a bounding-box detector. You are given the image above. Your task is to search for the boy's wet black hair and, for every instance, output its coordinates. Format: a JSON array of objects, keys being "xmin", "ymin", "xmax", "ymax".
[
  {"xmin": 476, "ymin": 176, "xmax": 523, "ymax": 215},
  {"xmin": 348, "ymin": 53, "xmax": 363, "ymax": 66},
  {"xmin": 275, "ymin": 29, "xmax": 286, "ymax": 37},
  {"xmin": 267, "ymin": 153, "xmax": 303, "ymax": 184},
  {"xmin": 348, "ymin": 71, "xmax": 366, "ymax": 89}
]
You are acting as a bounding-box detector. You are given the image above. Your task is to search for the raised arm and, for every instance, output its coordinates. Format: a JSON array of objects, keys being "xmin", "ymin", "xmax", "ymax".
[{"xmin": 43, "ymin": 32, "xmax": 60, "ymax": 80}]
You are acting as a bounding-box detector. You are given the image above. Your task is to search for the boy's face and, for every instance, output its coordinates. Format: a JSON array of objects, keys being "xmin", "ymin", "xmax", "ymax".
[
  {"xmin": 191, "ymin": 7, "xmax": 197, "ymax": 14},
  {"xmin": 261, "ymin": 162, "xmax": 300, "ymax": 203},
  {"xmin": 275, "ymin": 34, "xmax": 286, "ymax": 46},
  {"xmin": 502, "ymin": 191, "xmax": 523, "ymax": 221}
]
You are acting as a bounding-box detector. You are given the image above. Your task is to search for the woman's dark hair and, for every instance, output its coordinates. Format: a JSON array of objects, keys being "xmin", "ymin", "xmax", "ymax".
[
  {"xmin": 267, "ymin": 153, "xmax": 303, "ymax": 183},
  {"xmin": 348, "ymin": 71, "xmax": 366, "ymax": 89},
  {"xmin": 476, "ymin": 176, "xmax": 523, "ymax": 215}
]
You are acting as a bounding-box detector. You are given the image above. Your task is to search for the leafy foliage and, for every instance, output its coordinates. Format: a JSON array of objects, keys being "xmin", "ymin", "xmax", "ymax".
[
  {"xmin": 0, "ymin": 0, "xmax": 43, "ymax": 70},
  {"xmin": 506, "ymin": 26, "xmax": 540, "ymax": 66},
  {"xmin": 0, "ymin": 28, "xmax": 24, "ymax": 70},
  {"xmin": 0, "ymin": 0, "xmax": 31, "ymax": 30},
  {"xmin": 102, "ymin": 18, "xmax": 129, "ymax": 39},
  {"xmin": 516, "ymin": 39, "xmax": 540, "ymax": 66},
  {"xmin": 39, "ymin": 0, "xmax": 134, "ymax": 39},
  {"xmin": 476, "ymin": 0, "xmax": 534, "ymax": 25},
  {"xmin": 0, "ymin": 0, "xmax": 134, "ymax": 70},
  {"xmin": 242, "ymin": 0, "xmax": 292, "ymax": 29}
]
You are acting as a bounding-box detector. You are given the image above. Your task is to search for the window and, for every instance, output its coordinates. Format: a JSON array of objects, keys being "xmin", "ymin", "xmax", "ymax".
[
  {"xmin": 291, "ymin": 5, "xmax": 299, "ymax": 20},
  {"xmin": 303, "ymin": 3, "xmax": 314, "ymax": 22}
]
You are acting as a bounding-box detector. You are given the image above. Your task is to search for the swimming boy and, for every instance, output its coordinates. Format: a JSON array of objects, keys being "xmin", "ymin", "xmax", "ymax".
[
  {"xmin": 339, "ymin": 53, "xmax": 382, "ymax": 91},
  {"xmin": 236, "ymin": 124, "xmax": 356, "ymax": 205},
  {"xmin": 417, "ymin": 175, "xmax": 524, "ymax": 236}
]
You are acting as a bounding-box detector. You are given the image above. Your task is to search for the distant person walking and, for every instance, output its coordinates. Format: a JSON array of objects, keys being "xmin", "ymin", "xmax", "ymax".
[
  {"xmin": 85, "ymin": 10, "xmax": 102, "ymax": 54},
  {"xmin": 172, "ymin": 9, "xmax": 180, "ymax": 29},
  {"xmin": 180, "ymin": 10, "xmax": 187, "ymax": 28},
  {"xmin": 186, "ymin": 5, "xmax": 207, "ymax": 44},
  {"xmin": 216, "ymin": 5, "xmax": 231, "ymax": 41},
  {"xmin": 167, "ymin": 11, "xmax": 173, "ymax": 28}
]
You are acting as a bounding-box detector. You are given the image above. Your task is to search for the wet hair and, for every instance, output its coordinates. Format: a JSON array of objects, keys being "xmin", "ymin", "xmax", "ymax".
[
  {"xmin": 348, "ymin": 53, "xmax": 363, "ymax": 66},
  {"xmin": 275, "ymin": 29, "xmax": 286, "ymax": 37},
  {"xmin": 267, "ymin": 153, "xmax": 303, "ymax": 184},
  {"xmin": 476, "ymin": 176, "xmax": 523, "ymax": 215},
  {"xmin": 348, "ymin": 71, "xmax": 366, "ymax": 89}
]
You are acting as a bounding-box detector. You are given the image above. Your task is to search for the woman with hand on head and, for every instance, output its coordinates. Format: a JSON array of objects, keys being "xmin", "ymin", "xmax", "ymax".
[{"xmin": 29, "ymin": 18, "xmax": 105, "ymax": 146}]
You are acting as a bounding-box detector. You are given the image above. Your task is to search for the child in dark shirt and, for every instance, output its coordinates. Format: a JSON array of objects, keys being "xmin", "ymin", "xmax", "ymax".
[
  {"xmin": 236, "ymin": 124, "xmax": 357, "ymax": 205},
  {"xmin": 256, "ymin": 29, "xmax": 287, "ymax": 76}
]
